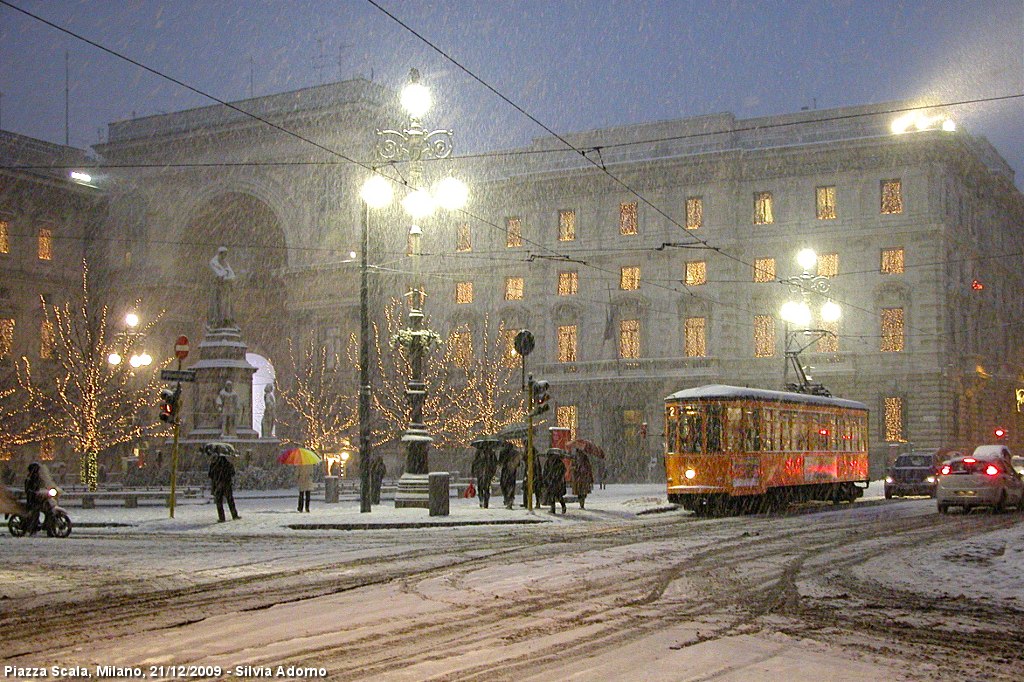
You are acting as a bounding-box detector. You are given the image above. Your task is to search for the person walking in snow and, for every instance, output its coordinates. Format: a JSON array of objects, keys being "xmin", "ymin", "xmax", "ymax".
[
  {"xmin": 207, "ymin": 445, "xmax": 240, "ymax": 522},
  {"xmin": 571, "ymin": 451, "xmax": 594, "ymax": 509},
  {"xmin": 470, "ymin": 442, "xmax": 498, "ymax": 509},
  {"xmin": 498, "ymin": 442, "xmax": 519, "ymax": 510},
  {"xmin": 296, "ymin": 462, "xmax": 314, "ymax": 512},
  {"xmin": 542, "ymin": 449, "xmax": 567, "ymax": 515}
]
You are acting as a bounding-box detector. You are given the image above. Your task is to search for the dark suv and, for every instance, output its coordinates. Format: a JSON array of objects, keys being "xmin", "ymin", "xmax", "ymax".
[{"xmin": 884, "ymin": 451, "xmax": 952, "ymax": 499}]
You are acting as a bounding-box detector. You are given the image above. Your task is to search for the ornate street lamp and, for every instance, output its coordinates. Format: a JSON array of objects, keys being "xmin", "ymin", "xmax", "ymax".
[
  {"xmin": 779, "ymin": 249, "xmax": 840, "ymax": 396},
  {"xmin": 108, "ymin": 312, "xmax": 152, "ymax": 369},
  {"xmin": 362, "ymin": 69, "xmax": 469, "ymax": 509}
]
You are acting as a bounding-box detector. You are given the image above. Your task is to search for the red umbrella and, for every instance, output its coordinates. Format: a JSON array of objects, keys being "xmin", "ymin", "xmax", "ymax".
[{"xmin": 565, "ymin": 439, "xmax": 605, "ymax": 459}]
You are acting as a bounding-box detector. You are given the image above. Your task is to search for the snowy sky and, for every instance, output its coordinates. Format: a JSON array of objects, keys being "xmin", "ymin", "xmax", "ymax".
[{"xmin": 0, "ymin": 1, "xmax": 1021, "ymax": 186}]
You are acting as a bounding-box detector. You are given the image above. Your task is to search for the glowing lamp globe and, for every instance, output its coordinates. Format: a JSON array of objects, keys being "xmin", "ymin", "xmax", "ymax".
[
  {"xmin": 402, "ymin": 189, "xmax": 436, "ymax": 219},
  {"xmin": 400, "ymin": 82, "xmax": 431, "ymax": 119},
  {"xmin": 796, "ymin": 249, "xmax": 817, "ymax": 271},
  {"xmin": 125, "ymin": 312, "xmax": 140, "ymax": 328},
  {"xmin": 129, "ymin": 354, "xmax": 144, "ymax": 368},
  {"xmin": 433, "ymin": 177, "xmax": 469, "ymax": 210},
  {"xmin": 107, "ymin": 352, "xmax": 122, "ymax": 366},
  {"xmin": 360, "ymin": 175, "xmax": 393, "ymax": 209},
  {"xmin": 781, "ymin": 300, "xmax": 811, "ymax": 327},
  {"xmin": 821, "ymin": 300, "xmax": 842, "ymax": 322}
]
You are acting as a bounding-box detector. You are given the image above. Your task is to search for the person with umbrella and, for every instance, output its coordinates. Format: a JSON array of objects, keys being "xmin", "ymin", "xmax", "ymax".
[
  {"xmin": 278, "ymin": 447, "xmax": 321, "ymax": 513},
  {"xmin": 205, "ymin": 442, "xmax": 240, "ymax": 522},
  {"xmin": 571, "ymin": 449, "xmax": 595, "ymax": 509},
  {"xmin": 497, "ymin": 442, "xmax": 519, "ymax": 510},
  {"xmin": 542, "ymin": 448, "xmax": 567, "ymax": 515},
  {"xmin": 470, "ymin": 440, "xmax": 499, "ymax": 509}
]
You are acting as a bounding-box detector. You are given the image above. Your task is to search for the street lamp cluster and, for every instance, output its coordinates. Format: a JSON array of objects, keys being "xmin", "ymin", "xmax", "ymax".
[
  {"xmin": 779, "ymin": 249, "xmax": 840, "ymax": 396},
  {"xmin": 107, "ymin": 312, "xmax": 152, "ymax": 369},
  {"xmin": 357, "ymin": 68, "xmax": 469, "ymax": 511}
]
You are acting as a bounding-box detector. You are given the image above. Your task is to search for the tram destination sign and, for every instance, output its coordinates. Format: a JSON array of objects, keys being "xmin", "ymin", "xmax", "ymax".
[{"xmin": 160, "ymin": 369, "xmax": 196, "ymax": 383}]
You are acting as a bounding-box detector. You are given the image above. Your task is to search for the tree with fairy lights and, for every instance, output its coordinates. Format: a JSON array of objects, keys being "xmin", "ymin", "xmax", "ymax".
[
  {"xmin": 17, "ymin": 261, "xmax": 164, "ymax": 491},
  {"xmin": 278, "ymin": 338, "xmax": 359, "ymax": 454},
  {"xmin": 0, "ymin": 377, "xmax": 47, "ymax": 454},
  {"xmin": 460, "ymin": 318, "xmax": 527, "ymax": 440}
]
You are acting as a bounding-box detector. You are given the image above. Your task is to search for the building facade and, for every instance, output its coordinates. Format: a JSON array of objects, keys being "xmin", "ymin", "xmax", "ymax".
[{"xmin": 4, "ymin": 84, "xmax": 1023, "ymax": 481}]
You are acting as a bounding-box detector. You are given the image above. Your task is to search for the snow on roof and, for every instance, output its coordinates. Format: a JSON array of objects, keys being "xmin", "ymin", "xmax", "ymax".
[
  {"xmin": 664, "ymin": 384, "xmax": 868, "ymax": 411},
  {"xmin": 970, "ymin": 445, "xmax": 1012, "ymax": 460}
]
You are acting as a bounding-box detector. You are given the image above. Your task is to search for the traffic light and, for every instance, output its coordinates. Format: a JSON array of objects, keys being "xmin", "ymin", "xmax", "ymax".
[
  {"xmin": 159, "ymin": 386, "xmax": 181, "ymax": 424},
  {"xmin": 530, "ymin": 379, "xmax": 550, "ymax": 417},
  {"xmin": 994, "ymin": 426, "xmax": 1008, "ymax": 440}
]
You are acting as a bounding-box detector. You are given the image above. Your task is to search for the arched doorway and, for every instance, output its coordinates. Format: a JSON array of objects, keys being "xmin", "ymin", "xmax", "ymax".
[{"xmin": 248, "ymin": 353, "xmax": 276, "ymax": 437}]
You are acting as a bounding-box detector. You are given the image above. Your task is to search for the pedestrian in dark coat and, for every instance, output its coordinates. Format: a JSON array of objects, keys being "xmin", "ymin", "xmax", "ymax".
[
  {"xmin": 470, "ymin": 442, "xmax": 498, "ymax": 508},
  {"xmin": 542, "ymin": 449, "xmax": 567, "ymax": 514},
  {"xmin": 497, "ymin": 442, "xmax": 519, "ymax": 509},
  {"xmin": 521, "ymin": 445, "xmax": 542, "ymax": 508},
  {"xmin": 207, "ymin": 446, "xmax": 240, "ymax": 522},
  {"xmin": 571, "ymin": 452, "xmax": 594, "ymax": 509},
  {"xmin": 369, "ymin": 455, "xmax": 386, "ymax": 505}
]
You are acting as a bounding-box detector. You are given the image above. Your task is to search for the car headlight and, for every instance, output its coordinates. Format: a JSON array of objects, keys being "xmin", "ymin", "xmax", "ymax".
[
  {"xmin": 926, "ymin": 476, "xmax": 936, "ymax": 484},
  {"xmin": 885, "ymin": 476, "xmax": 893, "ymax": 484}
]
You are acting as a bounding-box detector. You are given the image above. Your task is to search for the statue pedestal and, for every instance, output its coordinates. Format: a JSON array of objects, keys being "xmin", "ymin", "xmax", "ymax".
[
  {"xmin": 185, "ymin": 326, "xmax": 261, "ymax": 443},
  {"xmin": 394, "ymin": 473, "xmax": 430, "ymax": 509}
]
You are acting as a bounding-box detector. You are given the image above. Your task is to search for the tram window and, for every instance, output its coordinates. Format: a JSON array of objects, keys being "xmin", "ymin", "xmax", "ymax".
[
  {"xmin": 707, "ymin": 405, "xmax": 723, "ymax": 452},
  {"xmin": 681, "ymin": 408, "xmax": 704, "ymax": 453},
  {"xmin": 763, "ymin": 408, "xmax": 776, "ymax": 451},
  {"xmin": 725, "ymin": 406, "xmax": 743, "ymax": 452},
  {"xmin": 666, "ymin": 412, "xmax": 679, "ymax": 454}
]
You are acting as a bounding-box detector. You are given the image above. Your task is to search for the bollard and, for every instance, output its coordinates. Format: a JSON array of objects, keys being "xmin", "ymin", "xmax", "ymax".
[
  {"xmin": 428, "ymin": 472, "xmax": 450, "ymax": 516},
  {"xmin": 325, "ymin": 476, "xmax": 339, "ymax": 503}
]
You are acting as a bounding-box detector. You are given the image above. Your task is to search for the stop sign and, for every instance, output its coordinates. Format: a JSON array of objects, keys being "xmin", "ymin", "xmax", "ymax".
[{"xmin": 174, "ymin": 335, "xmax": 190, "ymax": 359}]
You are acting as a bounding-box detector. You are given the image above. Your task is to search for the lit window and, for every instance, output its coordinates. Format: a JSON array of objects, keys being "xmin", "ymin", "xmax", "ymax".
[
  {"xmin": 881, "ymin": 247, "xmax": 905, "ymax": 274},
  {"xmin": 685, "ymin": 261, "xmax": 706, "ymax": 286},
  {"xmin": 881, "ymin": 179, "xmax": 903, "ymax": 215},
  {"xmin": 620, "ymin": 266, "xmax": 640, "ymax": 291},
  {"xmin": 620, "ymin": 202, "xmax": 638, "ymax": 235},
  {"xmin": 557, "ymin": 271, "xmax": 578, "ymax": 296},
  {"xmin": 451, "ymin": 331, "xmax": 472, "ymax": 368},
  {"xmin": 686, "ymin": 197, "xmax": 703, "ymax": 229},
  {"xmin": 37, "ymin": 228, "xmax": 53, "ymax": 261},
  {"xmin": 753, "ymin": 257, "xmax": 776, "ymax": 283},
  {"xmin": 817, "ymin": 319, "xmax": 839, "ymax": 353},
  {"xmin": 455, "ymin": 223, "xmax": 471, "ymax": 252},
  {"xmin": 455, "ymin": 281, "xmax": 474, "ymax": 304},
  {"xmin": 558, "ymin": 210, "xmax": 576, "ymax": 242},
  {"xmin": 506, "ymin": 217, "xmax": 522, "ymax": 247},
  {"xmin": 40, "ymin": 319, "xmax": 54, "ymax": 359},
  {"xmin": 557, "ymin": 325, "xmax": 577, "ymax": 363},
  {"xmin": 0, "ymin": 318, "xmax": 14, "ymax": 358},
  {"xmin": 816, "ymin": 186, "xmax": 836, "ymax": 220},
  {"xmin": 684, "ymin": 317, "xmax": 706, "ymax": 357},
  {"xmin": 884, "ymin": 397, "xmax": 906, "ymax": 442},
  {"xmin": 556, "ymin": 405, "xmax": 578, "ymax": 441},
  {"xmin": 501, "ymin": 329, "xmax": 518, "ymax": 366},
  {"xmin": 619, "ymin": 319, "xmax": 640, "ymax": 359},
  {"xmin": 0, "ymin": 220, "xmax": 9, "ymax": 254},
  {"xmin": 754, "ymin": 315, "xmax": 775, "ymax": 357},
  {"xmin": 504, "ymin": 277, "xmax": 524, "ymax": 301},
  {"xmin": 817, "ymin": 252, "xmax": 838, "ymax": 278},
  {"xmin": 754, "ymin": 192, "xmax": 774, "ymax": 225},
  {"xmin": 881, "ymin": 308, "xmax": 904, "ymax": 352}
]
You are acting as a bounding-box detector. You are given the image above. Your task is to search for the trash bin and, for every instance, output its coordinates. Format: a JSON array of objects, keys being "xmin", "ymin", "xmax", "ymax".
[
  {"xmin": 325, "ymin": 476, "xmax": 339, "ymax": 503},
  {"xmin": 428, "ymin": 472, "xmax": 450, "ymax": 516}
]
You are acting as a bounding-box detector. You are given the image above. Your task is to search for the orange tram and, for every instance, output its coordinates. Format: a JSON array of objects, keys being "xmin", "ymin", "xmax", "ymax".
[{"xmin": 664, "ymin": 384, "xmax": 870, "ymax": 514}]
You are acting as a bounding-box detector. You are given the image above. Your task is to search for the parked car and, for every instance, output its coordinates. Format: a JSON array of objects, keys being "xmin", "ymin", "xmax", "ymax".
[
  {"xmin": 936, "ymin": 445, "xmax": 1024, "ymax": 514},
  {"xmin": 884, "ymin": 451, "xmax": 951, "ymax": 498}
]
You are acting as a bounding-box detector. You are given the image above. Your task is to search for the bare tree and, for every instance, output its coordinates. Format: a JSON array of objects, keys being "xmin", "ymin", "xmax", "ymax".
[
  {"xmin": 17, "ymin": 261, "xmax": 164, "ymax": 491},
  {"xmin": 278, "ymin": 338, "xmax": 358, "ymax": 454}
]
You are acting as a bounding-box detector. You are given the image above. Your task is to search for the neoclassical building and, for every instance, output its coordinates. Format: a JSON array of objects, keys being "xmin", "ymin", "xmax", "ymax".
[{"xmin": 4, "ymin": 79, "xmax": 1023, "ymax": 479}]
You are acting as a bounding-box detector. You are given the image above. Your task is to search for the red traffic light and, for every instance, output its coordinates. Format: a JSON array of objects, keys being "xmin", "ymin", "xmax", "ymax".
[
  {"xmin": 994, "ymin": 427, "xmax": 1007, "ymax": 439},
  {"xmin": 971, "ymin": 279, "xmax": 984, "ymax": 291}
]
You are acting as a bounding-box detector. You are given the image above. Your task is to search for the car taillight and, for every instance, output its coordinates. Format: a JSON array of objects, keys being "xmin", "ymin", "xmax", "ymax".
[
  {"xmin": 940, "ymin": 465, "xmax": 951, "ymax": 475},
  {"xmin": 985, "ymin": 464, "xmax": 1000, "ymax": 476}
]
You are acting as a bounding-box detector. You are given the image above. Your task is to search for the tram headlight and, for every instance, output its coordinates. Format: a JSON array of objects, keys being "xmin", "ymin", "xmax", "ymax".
[{"xmin": 684, "ymin": 468, "xmax": 697, "ymax": 480}]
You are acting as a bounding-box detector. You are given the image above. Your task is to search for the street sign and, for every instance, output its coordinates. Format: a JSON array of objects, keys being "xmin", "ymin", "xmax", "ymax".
[
  {"xmin": 160, "ymin": 369, "xmax": 196, "ymax": 383},
  {"xmin": 174, "ymin": 336, "xmax": 190, "ymax": 359}
]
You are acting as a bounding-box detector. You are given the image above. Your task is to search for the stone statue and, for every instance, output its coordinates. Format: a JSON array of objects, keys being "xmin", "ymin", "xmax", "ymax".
[
  {"xmin": 208, "ymin": 246, "xmax": 236, "ymax": 329},
  {"xmin": 261, "ymin": 384, "xmax": 276, "ymax": 438},
  {"xmin": 216, "ymin": 379, "xmax": 242, "ymax": 436}
]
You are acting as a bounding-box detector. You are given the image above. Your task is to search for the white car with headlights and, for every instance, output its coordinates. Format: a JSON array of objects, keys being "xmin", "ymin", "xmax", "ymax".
[{"xmin": 936, "ymin": 445, "xmax": 1024, "ymax": 514}]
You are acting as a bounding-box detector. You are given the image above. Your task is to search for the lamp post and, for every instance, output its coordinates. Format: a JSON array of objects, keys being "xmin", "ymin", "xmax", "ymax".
[
  {"xmin": 107, "ymin": 312, "xmax": 152, "ymax": 465},
  {"xmin": 779, "ymin": 249, "xmax": 841, "ymax": 395},
  {"xmin": 362, "ymin": 68, "xmax": 468, "ymax": 509}
]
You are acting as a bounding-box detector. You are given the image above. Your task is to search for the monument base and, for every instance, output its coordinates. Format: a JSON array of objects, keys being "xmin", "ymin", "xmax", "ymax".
[{"xmin": 394, "ymin": 473, "xmax": 430, "ymax": 509}]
